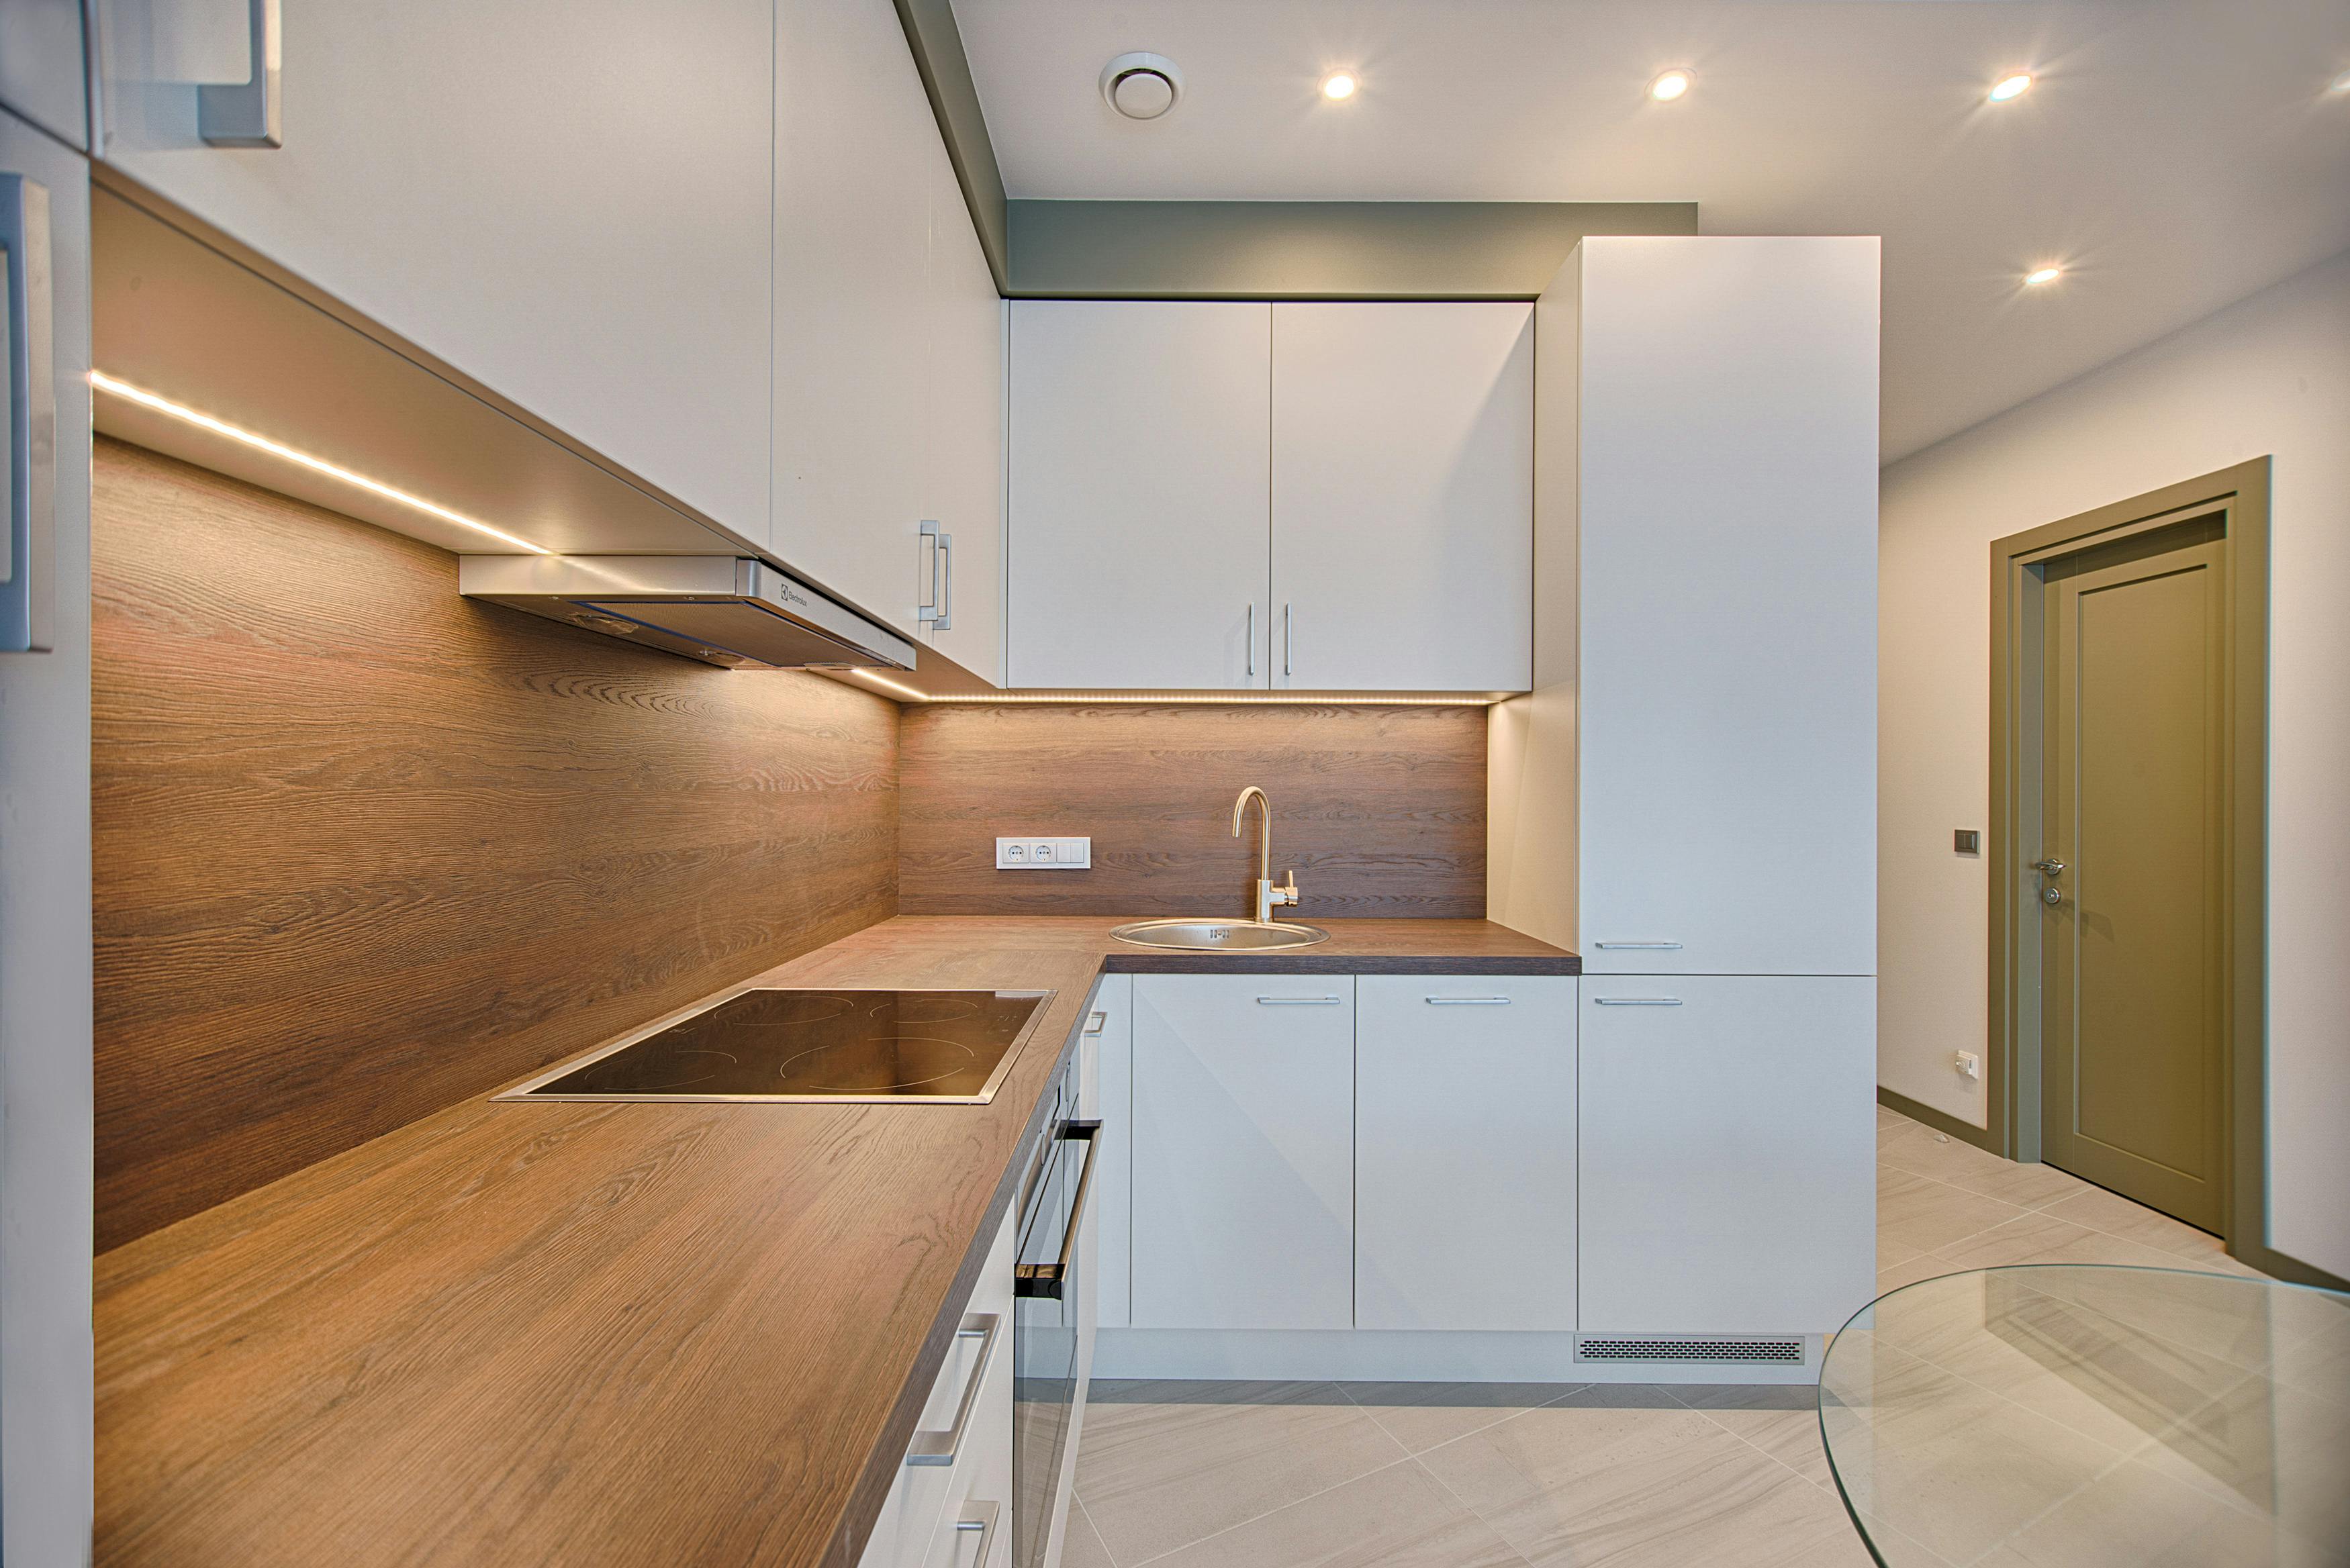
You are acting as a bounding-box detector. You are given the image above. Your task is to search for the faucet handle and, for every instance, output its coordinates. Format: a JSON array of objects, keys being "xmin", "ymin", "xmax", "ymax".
[{"xmin": 1276, "ymin": 870, "xmax": 1300, "ymax": 905}]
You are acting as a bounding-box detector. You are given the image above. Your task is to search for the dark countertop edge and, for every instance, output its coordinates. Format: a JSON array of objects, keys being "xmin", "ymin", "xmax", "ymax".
[{"xmin": 1102, "ymin": 952, "xmax": 1579, "ymax": 975}]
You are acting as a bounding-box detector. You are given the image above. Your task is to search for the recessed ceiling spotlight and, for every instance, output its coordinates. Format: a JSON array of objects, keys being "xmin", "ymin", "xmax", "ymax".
[
  {"xmin": 2024, "ymin": 265, "xmax": 2063, "ymax": 287},
  {"xmin": 1988, "ymin": 72, "xmax": 2034, "ymax": 103},
  {"xmin": 1648, "ymin": 68, "xmax": 1693, "ymax": 103},
  {"xmin": 1100, "ymin": 52, "xmax": 1183, "ymax": 120},
  {"xmin": 1321, "ymin": 71, "xmax": 1358, "ymax": 101}
]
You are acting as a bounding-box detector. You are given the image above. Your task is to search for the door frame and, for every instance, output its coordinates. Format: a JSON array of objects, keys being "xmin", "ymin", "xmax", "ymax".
[{"xmin": 1985, "ymin": 458, "xmax": 2275, "ymax": 1271}]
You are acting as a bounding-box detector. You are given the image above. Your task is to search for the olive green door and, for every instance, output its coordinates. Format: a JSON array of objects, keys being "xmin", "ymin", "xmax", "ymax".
[{"xmin": 2039, "ymin": 526, "xmax": 2228, "ymax": 1232}]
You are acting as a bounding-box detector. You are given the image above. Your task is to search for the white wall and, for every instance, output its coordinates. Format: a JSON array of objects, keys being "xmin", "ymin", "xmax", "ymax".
[{"xmin": 1879, "ymin": 250, "xmax": 2350, "ymax": 1279}]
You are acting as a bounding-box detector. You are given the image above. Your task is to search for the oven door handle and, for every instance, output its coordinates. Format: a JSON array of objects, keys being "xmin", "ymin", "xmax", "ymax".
[{"xmin": 1014, "ymin": 1120, "xmax": 1100, "ymax": 1300}]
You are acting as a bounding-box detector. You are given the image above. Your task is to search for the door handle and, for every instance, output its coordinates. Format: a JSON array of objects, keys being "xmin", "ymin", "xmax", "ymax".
[
  {"xmin": 201, "ymin": 0, "xmax": 284, "ymax": 148},
  {"xmin": 2030, "ymin": 859, "xmax": 2065, "ymax": 877},
  {"xmin": 918, "ymin": 521, "xmax": 951, "ymax": 632},
  {"xmin": 0, "ymin": 175, "xmax": 53, "ymax": 654},
  {"xmin": 1015, "ymin": 1122, "xmax": 1100, "ymax": 1301},
  {"xmin": 904, "ymin": 1311, "xmax": 1002, "ymax": 1465}
]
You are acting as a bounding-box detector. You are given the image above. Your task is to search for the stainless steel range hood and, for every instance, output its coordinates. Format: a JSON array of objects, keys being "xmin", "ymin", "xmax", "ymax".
[{"xmin": 459, "ymin": 555, "xmax": 919, "ymax": 671}]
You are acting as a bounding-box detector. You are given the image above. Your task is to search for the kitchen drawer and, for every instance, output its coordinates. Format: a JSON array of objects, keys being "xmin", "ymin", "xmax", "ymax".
[{"xmin": 859, "ymin": 1199, "xmax": 1017, "ymax": 1568}]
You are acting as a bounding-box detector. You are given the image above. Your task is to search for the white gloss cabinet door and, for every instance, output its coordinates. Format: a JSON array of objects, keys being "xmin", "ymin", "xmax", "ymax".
[
  {"xmin": 1008, "ymin": 302, "xmax": 1271, "ymax": 689},
  {"xmin": 1083, "ymin": 975, "xmax": 1133, "ymax": 1329},
  {"xmin": 1577, "ymin": 975, "xmax": 1876, "ymax": 1336},
  {"xmin": 1572, "ymin": 237, "xmax": 1878, "ymax": 976},
  {"xmin": 774, "ymin": 0, "xmax": 1000, "ymax": 652},
  {"xmin": 1129, "ymin": 975, "xmax": 1353, "ymax": 1330},
  {"xmin": 94, "ymin": 0, "xmax": 774, "ymax": 543},
  {"xmin": 1270, "ymin": 303, "xmax": 1533, "ymax": 692},
  {"xmin": 1355, "ymin": 976, "xmax": 1575, "ymax": 1331}
]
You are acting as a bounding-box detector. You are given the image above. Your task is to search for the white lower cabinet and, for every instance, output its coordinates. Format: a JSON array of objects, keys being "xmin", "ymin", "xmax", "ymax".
[
  {"xmin": 1577, "ymin": 975, "xmax": 1877, "ymax": 1336},
  {"xmin": 1130, "ymin": 976, "xmax": 1355, "ymax": 1330},
  {"xmin": 1355, "ymin": 976, "xmax": 1577, "ymax": 1331},
  {"xmin": 860, "ymin": 1200, "xmax": 1017, "ymax": 1568},
  {"xmin": 1085, "ymin": 976, "xmax": 1135, "ymax": 1330}
]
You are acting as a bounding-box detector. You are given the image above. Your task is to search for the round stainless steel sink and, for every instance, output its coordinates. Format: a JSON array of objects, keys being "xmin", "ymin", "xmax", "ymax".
[{"xmin": 1110, "ymin": 918, "xmax": 1331, "ymax": 952}]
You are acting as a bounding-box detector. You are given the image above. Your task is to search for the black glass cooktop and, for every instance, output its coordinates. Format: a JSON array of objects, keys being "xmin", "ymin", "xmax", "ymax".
[{"xmin": 504, "ymin": 989, "xmax": 1054, "ymax": 1104}]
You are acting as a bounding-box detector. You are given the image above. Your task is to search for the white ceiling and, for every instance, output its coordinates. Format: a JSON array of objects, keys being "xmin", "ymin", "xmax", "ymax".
[{"xmin": 957, "ymin": 0, "xmax": 2350, "ymax": 460}]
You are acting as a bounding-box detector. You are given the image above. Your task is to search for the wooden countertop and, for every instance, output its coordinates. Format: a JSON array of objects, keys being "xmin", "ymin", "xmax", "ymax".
[{"xmin": 94, "ymin": 916, "xmax": 1576, "ymax": 1568}]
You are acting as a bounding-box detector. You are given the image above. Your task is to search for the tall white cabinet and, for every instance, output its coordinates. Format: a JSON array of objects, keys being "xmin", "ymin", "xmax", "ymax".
[
  {"xmin": 1007, "ymin": 301, "xmax": 1532, "ymax": 692},
  {"xmin": 1492, "ymin": 236, "xmax": 1881, "ymax": 1342},
  {"xmin": 93, "ymin": 0, "xmax": 777, "ymax": 544}
]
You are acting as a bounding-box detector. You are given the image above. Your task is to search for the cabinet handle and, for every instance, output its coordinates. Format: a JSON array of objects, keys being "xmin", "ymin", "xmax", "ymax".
[
  {"xmin": 201, "ymin": 0, "xmax": 284, "ymax": 148},
  {"xmin": 918, "ymin": 520, "xmax": 951, "ymax": 632},
  {"xmin": 1082, "ymin": 1010, "xmax": 1107, "ymax": 1036},
  {"xmin": 952, "ymin": 1502, "xmax": 1001, "ymax": 1568},
  {"xmin": 1595, "ymin": 941, "xmax": 1683, "ymax": 950},
  {"xmin": 1246, "ymin": 602, "xmax": 1255, "ymax": 678},
  {"xmin": 1593, "ymin": 997, "xmax": 1683, "ymax": 1006},
  {"xmin": 904, "ymin": 1312, "xmax": 1001, "ymax": 1466},
  {"xmin": 1426, "ymin": 996, "xmax": 1511, "ymax": 1006},
  {"xmin": 0, "ymin": 175, "xmax": 54, "ymax": 654},
  {"xmin": 1015, "ymin": 1121, "xmax": 1100, "ymax": 1301},
  {"xmin": 1283, "ymin": 602, "xmax": 1293, "ymax": 678},
  {"xmin": 1257, "ymin": 995, "xmax": 1342, "ymax": 1006}
]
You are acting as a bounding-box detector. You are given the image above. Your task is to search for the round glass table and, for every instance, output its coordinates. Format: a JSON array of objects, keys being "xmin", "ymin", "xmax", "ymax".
[{"xmin": 1819, "ymin": 1265, "xmax": 2350, "ymax": 1567}]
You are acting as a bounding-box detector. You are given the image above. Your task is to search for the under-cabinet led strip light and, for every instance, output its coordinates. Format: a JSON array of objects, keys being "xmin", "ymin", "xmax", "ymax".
[
  {"xmin": 845, "ymin": 670, "xmax": 1503, "ymax": 706},
  {"xmin": 89, "ymin": 371, "xmax": 552, "ymax": 554}
]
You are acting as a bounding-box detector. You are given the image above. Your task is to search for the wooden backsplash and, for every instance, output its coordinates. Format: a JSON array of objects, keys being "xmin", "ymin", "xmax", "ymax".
[
  {"xmin": 899, "ymin": 703, "xmax": 1487, "ymax": 918},
  {"xmin": 91, "ymin": 440, "xmax": 899, "ymax": 1251}
]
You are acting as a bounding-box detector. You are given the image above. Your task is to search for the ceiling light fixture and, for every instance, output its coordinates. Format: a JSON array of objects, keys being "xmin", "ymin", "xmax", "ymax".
[
  {"xmin": 1988, "ymin": 72, "xmax": 2034, "ymax": 103},
  {"xmin": 1100, "ymin": 52, "xmax": 1183, "ymax": 120},
  {"xmin": 87, "ymin": 371, "xmax": 552, "ymax": 553},
  {"xmin": 2024, "ymin": 265, "xmax": 2063, "ymax": 287},
  {"xmin": 1321, "ymin": 71, "xmax": 1358, "ymax": 101},
  {"xmin": 1648, "ymin": 69, "xmax": 1693, "ymax": 103}
]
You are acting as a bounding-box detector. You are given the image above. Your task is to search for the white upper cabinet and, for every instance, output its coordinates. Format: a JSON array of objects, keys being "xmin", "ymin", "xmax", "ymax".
[
  {"xmin": 1562, "ymin": 237, "xmax": 1879, "ymax": 977},
  {"xmin": 94, "ymin": 0, "xmax": 774, "ymax": 545},
  {"xmin": 773, "ymin": 0, "xmax": 1002, "ymax": 665},
  {"xmin": 1271, "ymin": 304, "xmax": 1532, "ymax": 692},
  {"xmin": 1008, "ymin": 301, "xmax": 1272, "ymax": 689},
  {"xmin": 1, "ymin": 0, "xmax": 88, "ymax": 148}
]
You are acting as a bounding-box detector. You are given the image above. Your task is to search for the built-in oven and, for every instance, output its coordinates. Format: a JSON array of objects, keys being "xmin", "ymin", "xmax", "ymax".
[{"xmin": 1010, "ymin": 1037, "xmax": 1100, "ymax": 1568}]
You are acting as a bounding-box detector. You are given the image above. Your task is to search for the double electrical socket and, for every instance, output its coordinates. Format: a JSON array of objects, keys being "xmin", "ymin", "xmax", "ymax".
[{"xmin": 996, "ymin": 836, "xmax": 1092, "ymax": 870}]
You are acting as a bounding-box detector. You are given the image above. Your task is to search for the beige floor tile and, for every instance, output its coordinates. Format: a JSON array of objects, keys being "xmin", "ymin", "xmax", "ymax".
[
  {"xmin": 1076, "ymin": 1383, "xmax": 1411, "ymax": 1566},
  {"xmin": 1928, "ymin": 1210, "xmax": 2201, "ymax": 1273},
  {"xmin": 2134, "ymin": 1371, "xmax": 2350, "ymax": 1551},
  {"xmin": 1878, "ymin": 1168, "xmax": 2030, "ymax": 1255},
  {"xmin": 1340, "ymin": 1381, "xmax": 1588, "ymax": 1456},
  {"xmin": 2039, "ymin": 1185, "xmax": 2232, "ymax": 1263},
  {"xmin": 1877, "ymin": 1251, "xmax": 1965, "ymax": 1300},
  {"xmin": 1877, "ymin": 1234, "xmax": 1927, "ymax": 1267},
  {"xmin": 1414, "ymin": 1387, "xmax": 1863, "ymax": 1568},
  {"xmin": 1668, "ymin": 1384, "xmax": 1836, "ymax": 1490},
  {"xmin": 1876, "ymin": 1104, "xmax": 1909, "ymax": 1130},
  {"xmin": 1062, "ymin": 1498, "xmax": 1119, "ymax": 1568},
  {"xmin": 1877, "ymin": 1132, "xmax": 2098, "ymax": 1212},
  {"xmin": 1973, "ymin": 1452, "xmax": 2318, "ymax": 1568},
  {"xmin": 1145, "ymin": 1457, "xmax": 1528, "ymax": 1568}
]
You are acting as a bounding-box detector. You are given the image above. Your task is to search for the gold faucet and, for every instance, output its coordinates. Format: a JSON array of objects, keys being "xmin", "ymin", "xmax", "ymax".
[{"xmin": 1231, "ymin": 786, "xmax": 1301, "ymax": 924}]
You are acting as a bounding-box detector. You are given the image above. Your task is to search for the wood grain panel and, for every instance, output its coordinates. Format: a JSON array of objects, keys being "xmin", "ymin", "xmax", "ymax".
[
  {"xmin": 898, "ymin": 702, "xmax": 1487, "ymax": 918},
  {"xmin": 91, "ymin": 438, "xmax": 900, "ymax": 1251}
]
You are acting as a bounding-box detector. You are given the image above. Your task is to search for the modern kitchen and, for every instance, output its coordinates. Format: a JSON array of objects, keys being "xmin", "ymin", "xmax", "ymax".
[{"xmin": 4, "ymin": 3, "xmax": 2348, "ymax": 1567}]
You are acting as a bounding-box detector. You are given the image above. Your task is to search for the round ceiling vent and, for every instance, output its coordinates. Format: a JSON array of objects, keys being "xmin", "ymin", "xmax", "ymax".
[{"xmin": 1100, "ymin": 52, "xmax": 1182, "ymax": 120}]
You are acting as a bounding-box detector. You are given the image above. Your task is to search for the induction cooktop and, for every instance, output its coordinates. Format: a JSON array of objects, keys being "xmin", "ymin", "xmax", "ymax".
[{"xmin": 498, "ymin": 987, "xmax": 1056, "ymax": 1105}]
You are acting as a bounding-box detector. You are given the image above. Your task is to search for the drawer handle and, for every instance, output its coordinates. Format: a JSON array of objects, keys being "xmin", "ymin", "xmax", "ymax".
[
  {"xmin": 1594, "ymin": 997, "xmax": 1683, "ymax": 1006},
  {"xmin": 201, "ymin": 0, "xmax": 284, "ymax": 148},
  {"xmin": 1082, "ymin": 1010, "xmax": 1107, "ymax": 1036},
  {"xmin": 1257, "ymin": 995, "xmax": 1342, "ymax": 1006},
  {"xmin": 1595, "ymin": 940, "xmax": 1682, "ymax": 950},
  {"xmin": 953, "ymin": 1502, "xmax": 1000, "ymax": 1567},
  {"xmin": 904, "ymin": 1312, "xmax": 1001, "ymax": 1467},
  {"xmin": 1426, "ymin": 996, "xmax": 1511, "ymax": 1006}
]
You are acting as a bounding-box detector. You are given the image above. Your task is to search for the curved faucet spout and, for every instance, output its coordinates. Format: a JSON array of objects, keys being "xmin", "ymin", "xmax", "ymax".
[{"xmin": 1230, "ymin": 785, "xmax": 1298, "ymax": 924}]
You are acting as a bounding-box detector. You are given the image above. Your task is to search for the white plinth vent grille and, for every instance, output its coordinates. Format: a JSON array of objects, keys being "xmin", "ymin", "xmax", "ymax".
[{"xmin": 1575, "ymin": 1336, "xmax": 1805, "ymax": 1364}]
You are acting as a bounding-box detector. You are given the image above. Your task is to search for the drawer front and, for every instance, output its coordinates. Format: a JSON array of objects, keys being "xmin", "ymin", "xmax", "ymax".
[{"xmin": 1356, "ymin": 975, "xmax": 1577, "ymax": 1330}]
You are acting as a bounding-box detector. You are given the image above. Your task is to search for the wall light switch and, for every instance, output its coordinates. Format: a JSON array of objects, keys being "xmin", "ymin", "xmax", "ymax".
[
  {"xmin": 1953, "ymin": 830, "xmax": 1981, "ymax": 856},
  {"xmin": 997, "ymin": 836, "xmax": 1090, "ymax": 870},
  {"xmin": 1954, "ymin": 1050, "xmax": 1982, "ymax": 1081}
]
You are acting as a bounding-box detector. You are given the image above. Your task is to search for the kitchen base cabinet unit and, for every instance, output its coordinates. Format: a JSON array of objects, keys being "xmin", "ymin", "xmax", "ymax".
[
  {"xmin": 860, "ymin": 1204, "xmax": 1017, "ymax": 1568},
  {"xmin": 1355, "ymin": 975, "xmax": 1575, "ymax": 1331},
  {"xmin": 1129, "ymin": 975, "xmax": 1356, "ymax": 1331},
  {"xmin": 1577, "ymin": 976, "xmax": 1876, "ymax": 1341}
]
